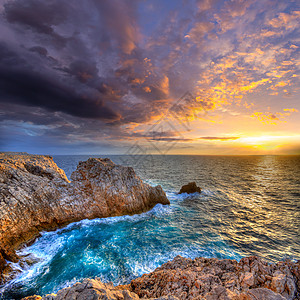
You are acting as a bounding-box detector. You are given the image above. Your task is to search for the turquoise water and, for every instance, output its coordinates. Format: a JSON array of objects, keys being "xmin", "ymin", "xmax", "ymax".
[{"xmin": 2, "ymin": 155, "xmax": 300, "ymax": 299}]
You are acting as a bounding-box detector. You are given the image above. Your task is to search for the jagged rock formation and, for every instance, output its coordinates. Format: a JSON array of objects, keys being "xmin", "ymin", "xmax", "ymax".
[
  {"xmin": 69, "ymin": 158, "xmax": 169, "ymax": 218},
  {"xmin": 22, "ymin": 256, "xmax": 300, "ymax": 300},
  {"xmin": 130, "ymin": 255, "xmax": 299, "ymax": 299},
  {"xmin": 22, "ymin": 279, "xmax": 141, "ymax": 300},
  {"xmin": 178, "ymin": 182, "xmax": 201, "ymax": 194},
  {"xmin": 22, "ymin": 279, "xmax": 180, "ymax": 300},
  {"xmin": 0, "ymin": 153, "xmax": 169, "ymax": 283}
]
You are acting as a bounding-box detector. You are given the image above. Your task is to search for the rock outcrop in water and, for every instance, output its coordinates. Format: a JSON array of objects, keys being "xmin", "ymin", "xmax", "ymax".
[
  {"xmin": 69, "ymin": 157, "xmax": 169, "ymax": 218},
  {"xmin": 22, "ymin": 256, "xmax": 300, "ymax": 300},
  {"xmin": 179, "ymin": 182, "xmax": 201, "ymax": 194},
  {"xmin": 0, "ymin": 153, "xmax": 169, "ymax": 283}
]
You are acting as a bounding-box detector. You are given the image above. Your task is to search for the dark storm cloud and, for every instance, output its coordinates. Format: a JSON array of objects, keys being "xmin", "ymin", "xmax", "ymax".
[
  {"xmin": 0, "ymin": 43, "xmax": 120, "ymax": 120},
  {"xmin": 66, "ymin": 61, "xmax": 99, "ymax": 83},
  {"xmin": 0, "ymin": 102, "xmax": 124, "ymax": 151},
  {"xmin": 92, "ymin": 0, "xmax": 139, "ymax": 55},
  {"xmin": 4, "ymin": 0, "xmax": 69, "ymax": 48},
  {"xmin": 1, "ymin": 0, "xmax": 173, "ymax": 126},
  {"xmin": 0, "ymin": 68, "xmax": 119, "ymax": 120},
  {"xmin": 29, "ymin": 46, "xmax": 48, "ymax": 56}
]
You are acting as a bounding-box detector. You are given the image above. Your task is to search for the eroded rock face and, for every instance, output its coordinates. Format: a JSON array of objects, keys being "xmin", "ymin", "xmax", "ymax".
[
  {"xmin": 21, "ymin": 256, "xmax": 300, "ymax": 300},
  {"xmin": 178, "ymin": 182, "xmax": 201, "ymax": 194},
  {"xmin": 69, "ymin": 158, "xmax": 169, "ymax": 217},
  {"xmin": 0, "ymin": 153, "xmax": 169, "ymax": 283},
  {"xmin": 0, "ymin": 153, "xmax": 70, "ymax": 282}
]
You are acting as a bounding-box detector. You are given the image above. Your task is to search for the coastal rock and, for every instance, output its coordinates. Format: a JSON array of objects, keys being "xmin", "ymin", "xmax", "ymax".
[
  {"xmin": 178, "ymin": 182, "xmax": 201, "ymax": 194},
  {"xmin": 69, "ymin": 158, "xmax": 169, "ymax": 217},
  {"xmin": 240, "ymin": 288, "xmax": 286, "ymax": 299},
  {"xmin": 22, "ymin": 278, "xmax": 140, "ymax": 300},
  {"xmin": 21, "ymin": 278, "xmax": 176, "ymax": 300},
  {"xmin": 0, "ymin": 253, "xmax": 6, "ymax": 272},
  {"xmin": 240, "ymin": 272, "xmax": 254, "ymax": 288},
  {"xmin": 21, "ymin": 256, "xmax": 300, "ymax": 300},
  {"xmin": 0, "ymin": 153, "xmax": 169, "ymax": 283},
  {"xmin": 129, "ymin": 255, "xmax": 299, "ymax": 299}
]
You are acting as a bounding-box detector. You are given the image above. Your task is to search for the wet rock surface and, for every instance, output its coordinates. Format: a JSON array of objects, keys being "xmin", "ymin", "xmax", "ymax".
[
  {"xmin": 0, "ymin": 153, "xmax": 169, "ymax": 284},
  {"xmin": 22, "ymin": 256, "xmax": 300, "ymax": 300},
  {"xmin": 178, "ymin": 182, "xmax": 201, "ymax": 194}
]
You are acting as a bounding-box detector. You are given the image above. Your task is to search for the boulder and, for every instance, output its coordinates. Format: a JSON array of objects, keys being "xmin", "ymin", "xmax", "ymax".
[
  {"xmin": 240, "ymin": 272, "xmax": 254, "ymax": 288},
  {"xmin": 179, "ymin": 182, "xmax": 201, "ymax": 194}
]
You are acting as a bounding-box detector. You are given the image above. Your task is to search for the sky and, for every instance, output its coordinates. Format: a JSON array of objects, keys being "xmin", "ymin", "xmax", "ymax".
[{"xmin": 0, "ymin": 0, "xmax": 299, "ymax": 155}]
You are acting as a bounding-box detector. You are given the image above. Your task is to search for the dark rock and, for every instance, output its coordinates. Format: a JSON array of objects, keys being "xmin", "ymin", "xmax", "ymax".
[
  {"xmin": 179, "ymin": 182, "xmax": 201, "ymax": 194},
  {"xmin": 0, "ymin": 252, "xmax": 6, "ymax": 271}
]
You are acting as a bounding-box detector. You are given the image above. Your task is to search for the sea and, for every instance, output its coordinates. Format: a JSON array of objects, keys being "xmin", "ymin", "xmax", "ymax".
[{"xmin": 1, "ymin": 155, "xmax": 300, "ymax": 299}]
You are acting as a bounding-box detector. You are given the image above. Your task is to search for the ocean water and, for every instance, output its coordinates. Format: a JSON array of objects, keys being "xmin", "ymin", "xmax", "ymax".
[{"xmin": 1, "ymin": 155, "xmax": 300, "ymax": 299}]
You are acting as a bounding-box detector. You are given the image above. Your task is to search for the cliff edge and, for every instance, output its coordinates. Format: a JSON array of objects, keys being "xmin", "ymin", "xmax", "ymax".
[{"xmin": 0, "ymin": 153, "xmax": 169, "ymax": 283}]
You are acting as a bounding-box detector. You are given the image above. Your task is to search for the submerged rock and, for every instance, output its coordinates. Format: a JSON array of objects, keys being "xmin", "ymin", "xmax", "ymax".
[
  {"xmin": 21, "ymin": 256, "xmax": 300, "ymax": 300},
  {"xmin": 178, "ymin": 182, "xmax": 201, "ymax": 194},
  {"xmin": 0, "ymin": 153, "xmax": 169, "ymax": 283}
]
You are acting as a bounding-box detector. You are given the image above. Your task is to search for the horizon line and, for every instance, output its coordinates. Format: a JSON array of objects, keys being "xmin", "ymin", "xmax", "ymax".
[{"xmin": 2, "ymin": 152, "xmax": 299, "ymax": 157}]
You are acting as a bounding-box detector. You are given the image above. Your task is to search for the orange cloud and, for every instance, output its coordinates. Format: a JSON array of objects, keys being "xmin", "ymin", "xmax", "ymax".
[
  {"xmin": 131, "ymin": 78, "xmax": 145, "ymax": 85},
  {"xmin": 251, "ymin": 112, "xmax": 279, "ymax": 125},
  {"xmin": 143, "ymin": 86, "xmax": 151, "ymax": 93},
  {"xmin": 251, "ymin": 108, "xmax": 298, "ymax": 124},
  {"xmin": 188, "ymin": 21, "xmax": 215, "ymax": 41},
  {"xmin": 268, "ymin": 11, "xmax": 300, "ymax": 29},
  {"xmin": 284, "ymin": 108, "xmax": 299, "ymax": 113},
  {"xmin": 159, "ymin": 75, "xmax": 169, "ymax": 95},
  {"xmin": 274, "ymin": 81, "xmax": 288, "ymax": 87},
  {"xmin": 240, "ymin": 78, "xmax": 270, "ymax": 92}
]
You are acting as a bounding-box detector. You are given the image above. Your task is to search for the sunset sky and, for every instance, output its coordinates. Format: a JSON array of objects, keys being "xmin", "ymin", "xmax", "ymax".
[{"xmin": 0, "ymin": 0, "xmax": 299, "ymax": 155}]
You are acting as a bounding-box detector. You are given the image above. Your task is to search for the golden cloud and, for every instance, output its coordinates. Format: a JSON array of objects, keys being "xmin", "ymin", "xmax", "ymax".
[{"xmin": 251, "ymin": 108, "xmax": 298, "ymax": 124}]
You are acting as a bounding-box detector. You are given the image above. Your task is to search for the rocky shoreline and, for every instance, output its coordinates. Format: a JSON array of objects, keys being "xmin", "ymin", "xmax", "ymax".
[
  {"xmin": 23, "ymin": 255, "xmax": 299, "ymax": 300},
  {"xmin": 1, "ymin": 153, "xmax": 299, "ymax": 300},
  {"xmin": 0, "ymin": 153, "xmax": 169, "ymax": 284}
]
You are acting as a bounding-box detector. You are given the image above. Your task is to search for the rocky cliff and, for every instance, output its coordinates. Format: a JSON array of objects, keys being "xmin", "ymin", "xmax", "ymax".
[
  {"xmin": 23, "ymin": 255, "xmax": 300, "ymax": 300},
  {"xmin": 0, "ymin": 153, "xmax": 169, "ymax": 283}
]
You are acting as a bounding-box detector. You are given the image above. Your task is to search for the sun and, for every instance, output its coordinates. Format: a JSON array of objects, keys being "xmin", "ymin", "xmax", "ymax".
[
  {"xmin": 239, "ymin": 136, "xmax": 279, "ymax": 145},
  {"xmin": 236, "ymin": 135, "xmax": 300, "ymax": 153}
]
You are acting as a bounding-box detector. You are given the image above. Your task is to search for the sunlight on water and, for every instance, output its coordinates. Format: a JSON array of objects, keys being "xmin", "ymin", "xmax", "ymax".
[{"xmin": 2, "ymin": 155, "xmax": 299, "ymax": 299}]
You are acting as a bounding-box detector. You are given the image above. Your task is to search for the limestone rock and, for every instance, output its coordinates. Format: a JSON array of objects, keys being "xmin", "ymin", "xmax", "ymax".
[
  {"xmin": 178, "ymin": 182, "xmax": 201, "ymax": 194},
  {"xmin": 0, "ymin": 153, "xmax": 169, "ymax": 283},
  {"xmin": 69, "ymin": 158, "xmax": 169, "ymax": 217}
]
